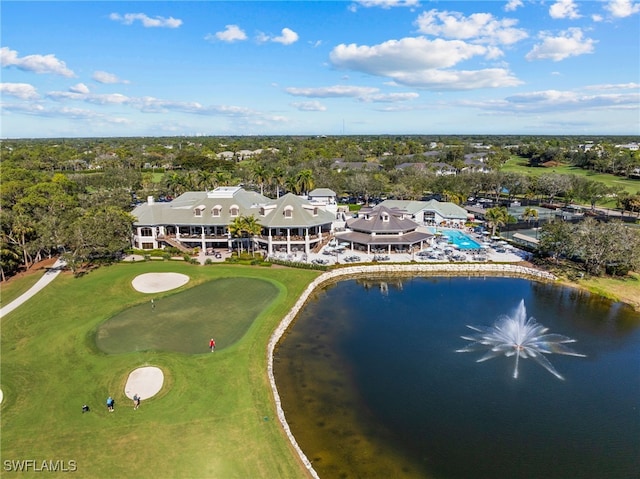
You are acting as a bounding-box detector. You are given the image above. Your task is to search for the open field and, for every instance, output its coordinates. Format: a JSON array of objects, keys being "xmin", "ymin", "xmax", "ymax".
[
  {"xmin": 503, "ymin": 157, "xmax": 640, "ymax": 195},
  {"xmin": 1, "ymin": 262, "xmax": 319, "ymax": 478}
]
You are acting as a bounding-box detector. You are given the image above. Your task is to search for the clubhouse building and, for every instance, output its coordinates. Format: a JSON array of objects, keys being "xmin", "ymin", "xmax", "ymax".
[
  {"xmin": 131, "ymin": 187, "xmax": 472, "ymax": 257},
  {"xmin": 131, "ymin": 186, "xmax": 336, "ymax": 256}
]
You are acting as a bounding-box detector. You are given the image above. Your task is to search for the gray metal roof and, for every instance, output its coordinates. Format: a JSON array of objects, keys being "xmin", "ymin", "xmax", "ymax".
[
  {"xmin": 259, "ymin": 193, "xmax": 335, "ymax": 228},
  {"xmin": 336, "ymin": 230, "xmax": 432, "ymax": 245},
  {"xmin": 347, "ymin": 205, "xmax": 418, "ymax": 233},
  {"xmin": 379, "ymin": 199, "xmax": 468, "ymax": 220},
  {"xmin": 133, "ymin": 188, "xmax": 335, "ymax": 229},
  {"xmin": 308, "ymin": 188, "xmax": 336, "ymax": 198},
  {"xmin": 132, "ymin": 188, "xmax": 269, "ymax": 226}
]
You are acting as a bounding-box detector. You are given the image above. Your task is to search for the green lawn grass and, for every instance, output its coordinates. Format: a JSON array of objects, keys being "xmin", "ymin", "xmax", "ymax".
[
  {"xmin": 96, "ymin": 277, "xmax": 279, "ymax": 354},
  {"xmin": 503, "ymin": 157, "xmax": 640, "ymax": 195},
  {"xmin": 0, "ymin": 270, "xmax": 47, "ymax": 307},
  {"xmin": 1, "ymin": 261, "xmax": 319, "ymax": 478}
]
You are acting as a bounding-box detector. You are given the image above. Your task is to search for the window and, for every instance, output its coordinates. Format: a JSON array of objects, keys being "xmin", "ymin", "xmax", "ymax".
[
  {"xmin": 194, "ymin": 204, "xmax": 206, "ymax": 217},
  {"xmin": 212, "ymin": 205, "xmax": 222, "ymax": 217},
  {"xmin": 140, "ymin": 227, "xmax": 153, "ymax": 237},
  {"xmin": 283, "ymin": 206, "xmax": 293, "ymax": 218},
  {"xmin": 313, "ymin": 207, "xmax": 318, "ymax": 216},
  {"xmin": 230, "ymin": 205, "xmax": 239, "ymax": 217},
  {"xmin": 141, "ymin": 243, "xmax": 154, "ymax": 250}
]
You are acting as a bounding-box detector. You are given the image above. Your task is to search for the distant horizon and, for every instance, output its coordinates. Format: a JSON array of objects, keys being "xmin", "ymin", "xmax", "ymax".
[
  {"xmin": 2, "ymin": 1, "xmax": 639, "ymax": 138},
  {"xmin": 2, "ymin": 133, "xmax": 638, "ymax": 142}
]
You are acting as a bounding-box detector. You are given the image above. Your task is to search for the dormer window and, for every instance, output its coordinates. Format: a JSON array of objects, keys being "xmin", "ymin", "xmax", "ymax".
[
  {"xmin": 260, "ymin": 207, "xmax": 265, "ymax": 216},
  {"xmin": 283, "ymin": 205, "xmax": 293, "ymax": 218},
  {"xmin": 230, "ymin": 205, "xmax": 239, "ymax": 217},
  {"xmin": 382, "ymin": 213, "xmax": 389, "ymax": 222},
  {"xmin": 212, "ymin": 205, "xmax": 222, "ymax": 217},
  {"xmin": 194, "ymin": 205, "xmax": 205, "ymax": 217},
  {"xmin": 313, "ymin": 207, "xmax": 318, "ymax": 216}
]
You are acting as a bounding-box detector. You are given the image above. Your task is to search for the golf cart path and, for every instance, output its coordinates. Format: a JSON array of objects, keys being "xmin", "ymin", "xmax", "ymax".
[{"xmin": 0, "ymin": 258, "xmax": 66, "ymax": 318}]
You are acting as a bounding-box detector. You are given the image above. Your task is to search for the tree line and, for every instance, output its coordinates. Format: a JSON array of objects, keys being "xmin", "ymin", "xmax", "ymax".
[{"xmin": 1, "ymin": 135, "xmax": 638, "ymax": 280}]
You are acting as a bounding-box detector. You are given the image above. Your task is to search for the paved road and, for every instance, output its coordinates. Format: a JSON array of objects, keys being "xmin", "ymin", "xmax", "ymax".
[{"xmin": 0, "ymin": 258, "xmax": 66, "ymax": 318}]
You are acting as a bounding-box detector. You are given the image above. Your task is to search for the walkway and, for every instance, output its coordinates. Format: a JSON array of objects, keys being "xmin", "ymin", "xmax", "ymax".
[{"xmin": 0, "ymin": 258, "xmax": 66, "ymax": 318}]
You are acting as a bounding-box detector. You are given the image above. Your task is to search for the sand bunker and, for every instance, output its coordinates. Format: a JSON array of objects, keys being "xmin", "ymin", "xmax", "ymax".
[
  {"xmin": 124, "ymin": 366, "xmax": 164, "ymax": 400},
  {"xmin": 131, "ymin": 273, "xmax": 190, "ymax": 293},
  {"xmin": 0, "ymin": 388, "xmax": 3, "ymax": 404}
]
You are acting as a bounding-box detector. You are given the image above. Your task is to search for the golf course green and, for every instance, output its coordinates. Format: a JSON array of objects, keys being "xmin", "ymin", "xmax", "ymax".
[{"xmin": 0, "ymin": 261, "xmax": 319, "ymax": 478}]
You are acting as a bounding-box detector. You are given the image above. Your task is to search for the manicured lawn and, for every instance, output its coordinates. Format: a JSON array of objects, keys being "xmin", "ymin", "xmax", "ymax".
[
  {"xmin": 573, "ymin": 272, "xmax": 640, "ymax": 310},
  {"xmin": 0, "ymin": 267, "xmax": 48, "ymax": 307},
  {"xmin": 503, "ymin": 157, "xmax": 640, "ymax": 195},
  {"xmin": 1, "ymin": 261, "xmax": 319, "ymax": 478}
]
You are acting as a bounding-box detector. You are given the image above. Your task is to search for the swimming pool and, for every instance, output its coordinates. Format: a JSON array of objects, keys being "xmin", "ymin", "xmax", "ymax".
[{"xmin": 435, "ymin": 229, "xmax": 482, "ymax": 250}]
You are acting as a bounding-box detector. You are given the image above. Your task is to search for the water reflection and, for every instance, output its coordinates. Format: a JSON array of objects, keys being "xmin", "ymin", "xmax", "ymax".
[{"xmin": 274, "ymin": 277, "xmax": 640, "ymax": 479}]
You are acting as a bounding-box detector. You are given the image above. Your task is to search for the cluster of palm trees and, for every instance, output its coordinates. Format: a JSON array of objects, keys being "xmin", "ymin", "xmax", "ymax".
[
  {"xmin": 484, "ymin": 206, "xmax": 539, "ymax": 237},
  {"xmin": 227, "ymin": 215, "xmax": 262, "ymax": 255},
  {"xmin": 161, "ymin": 167, "xmax": 316, "ymax": 200}
]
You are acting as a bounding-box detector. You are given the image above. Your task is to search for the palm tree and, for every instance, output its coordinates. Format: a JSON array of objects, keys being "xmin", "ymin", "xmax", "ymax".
[
  {"xmin": 252, "ymin": 164, "xmax": 269, "ymax": 196},
  {"xmin": 285, "ymin": 175, "xmax": 300, "ymax": 195},
  {"xmin": 522, "ymin": 207, "xmax": 538, "ymax": 224},
  {"xmin": 485, "ymin": 206, "xmax": 509, "ymax": 237},
  {"xmin": 271, "ymin": 166, "xmax": 286, "ymax": 198},
  {"xmin": 164, "ymin": 172, "xmax": 188, "ymax": 197},
  {"xmin": 197, "ymin": 170, "xmax": 215, "ymax": 191},
  {"xmin": 228, "ymin": 216, "xmax": 245, "ymax": 254},
  {"xmin": 228, "ymin": 215, "xmax": 262, "ymax": 255},
  {"xmin": 296, "ymin": 169, "xmax": 314, "ymax": 196},
  {"xmin": 242, "ymin": 215, "xmax": 263, "ymax": 256}
]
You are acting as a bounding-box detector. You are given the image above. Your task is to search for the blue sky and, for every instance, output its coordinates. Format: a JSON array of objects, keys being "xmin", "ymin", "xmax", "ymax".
[{"xmin": 1, "ymin": 0, "xmax": 639, "ymax": 138}]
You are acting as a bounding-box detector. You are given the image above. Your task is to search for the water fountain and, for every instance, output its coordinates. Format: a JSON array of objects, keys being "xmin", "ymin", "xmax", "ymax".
[{"xmin": 457, "ymin": 299, "xmax": 585, "ymax": 379}]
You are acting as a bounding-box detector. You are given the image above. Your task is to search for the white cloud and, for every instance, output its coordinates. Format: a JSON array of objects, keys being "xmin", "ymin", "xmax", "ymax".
[
  {"xmin": 504, "ymin": 0, "xmax": 523, "ymax": 12},
  {"xmin": 526, "ymin": 28, "xmax": 596, "ymax": 61},
  {"xmin": 415, "ymin": 9, "xmax": 528, "ymax": 45},
  {"xmin": 584, "ymin": 82, "xmax": 640, "ymax": 90},
  {"xmin": 257, "ymin": 28, "xmax": 299, "ymax": 45},
  {"xmin": 69, "ymin": 83, "xmax": 90, "ymax": 94},
  {"xmin": 291, "ymin": 101, "xmax": 327, "ymax": 111},
  {"xmin": 502, "ymin": 89, "xmax": 639, "ymax": 111},
  {"xmin": 0, "ymin": 102, "xmax": 132, "ymax": 124},
  {"xmin": 285, "ymin": 85, "xmax": 379, "ymax": 98},
  {"xmin": 549, "ymin": 0, "xmax": 581, "ymax": 19},
  {"xmin": 109, "ymin": 13, "xmax": 182, "ymax": 28},
  {"xmin": 330, "ymin": 37, "xmax": 489, "ymax": 73},
  {"xmin": 359, "ymin": 92, "xmax": 420, "ymax": 102},
  {"xmin": 604, "ymin": 0, "xmax": 640, "ymax": 17},
  {"xmin": 390, "ymin": 68, "xmax": 522, "ymax": 90},
  {"xmin": 286, "ymin": 85, "xmax": 421, "ymax": 102},
  {"xmin": 208, "ymin": 25, "xmax": 247, "ymax": 43},
  {"xmin": 272, "ymin": 28, "xmax": 299, "ymax": 45},
  {"xmin": 328, "ymin": 36, "xmax": 521, "ymax": 90},
  {"xmin": 0, "ymin": 47, "xmax": 74, "ymax": 77},
  {"xmin": 0, "ymin": 82, "xmax": 39, "ymax": 100},
  {"xmin": 92, "ymin": 71, "xmax": 129, "ymax": 84},
  {"xmin": 351, "ymin": 0, "xmax": 421, "ymax": 8}
]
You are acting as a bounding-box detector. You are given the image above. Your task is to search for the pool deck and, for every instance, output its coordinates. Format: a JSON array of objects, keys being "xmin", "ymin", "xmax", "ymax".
[{"xmin": 267, "ymin": 226, "xmax": 529, "ymax": 266}]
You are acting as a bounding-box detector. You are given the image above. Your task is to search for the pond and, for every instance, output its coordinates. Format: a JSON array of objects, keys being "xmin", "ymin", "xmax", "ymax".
[{"xmin": 274, "ymin": 276, "xmax": 640, "ymax": 479}]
